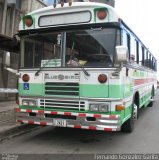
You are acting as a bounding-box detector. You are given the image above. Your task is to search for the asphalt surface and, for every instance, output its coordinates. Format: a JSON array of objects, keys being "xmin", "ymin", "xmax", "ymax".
[
  {"xmin": 0, "ymin": 101, "xmax": 40, "ymax": 143},
  {"xmin": 0, "ymin": 91, "xmax": 159, "ymax": 160}
]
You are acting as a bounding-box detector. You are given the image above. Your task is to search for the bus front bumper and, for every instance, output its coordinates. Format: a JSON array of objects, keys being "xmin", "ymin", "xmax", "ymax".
[{"xmin": 15, "ymin": 108, "xmax": 121, "ymax": 131}]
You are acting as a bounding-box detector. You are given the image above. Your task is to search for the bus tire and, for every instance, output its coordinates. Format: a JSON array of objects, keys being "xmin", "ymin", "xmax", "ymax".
[
  {"xmin": 121, "ymin": 102, "xmax": 138, "ymax": 133},
  {"xmin": 148, "ymin": 87, "xmax": 154, "ymax": 107}
]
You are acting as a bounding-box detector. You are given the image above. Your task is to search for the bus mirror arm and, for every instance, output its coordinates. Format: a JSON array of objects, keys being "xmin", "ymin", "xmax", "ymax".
[
  {"xmin": 4, "ymin": 66, "xmax": 19, "ymax": 76},
  {"xmin": 3, "ymin": 51, "xmax": 19, "ymax": 76}
]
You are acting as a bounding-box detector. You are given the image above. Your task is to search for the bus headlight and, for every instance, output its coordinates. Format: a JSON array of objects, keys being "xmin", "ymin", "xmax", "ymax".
[
  {"xmin": 99, "ymin": 104, "xmax": 109, "ymax": 112},
  {"xmin": 22, "ymin": 100, "xmax": 37, "ymax": 107},
  {"xmin": 22, "ymin": 100, "xmax": 29, "ymax": 106},
  {"xmin": 89, "ymin": 103, "xmax": 109, "ymax": 112},
  {"xmin": 29, "ymin": 100, "xmax": 36, "ymax": 107},
  {"xmin": 89, "ymin": 104, "xmax": 99, "ymax": 111}
]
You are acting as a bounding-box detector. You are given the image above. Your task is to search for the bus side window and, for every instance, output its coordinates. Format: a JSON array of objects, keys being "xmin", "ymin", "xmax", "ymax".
[
  {"xmin": 138, "ymin": 44, "xmax": 144, "ymax": 66},
  {"xmin": 141, "ymin": 46, "xmax": 145, "ymax": 66},
  {"xmin": 152, "ymin": 57, "xmax": 154, "ymax": 70},
  {"xmin": 127, "ymin": 34, "xmax": 131, "ymax": 61},
  {"xmin": 152, "ymin": 57, "xmax": 157, "ymax": 71},
  {"xmin": 144, "ymin": 51, "xmax": 149, "ymax": 67},
  {"xmin": 130, "ymin": 38, "xmax": 138, "ymax": 63},
  {"xmin": 149, "ymin": 53, "xmax": 152, "ymax": 69},
  {"xmin": 135, "ymin": 40, "xmax": 139, "ymax": 64},
  {"xmin": 122, "ymin": 30, "xmax": 130, "ymax": 61}
]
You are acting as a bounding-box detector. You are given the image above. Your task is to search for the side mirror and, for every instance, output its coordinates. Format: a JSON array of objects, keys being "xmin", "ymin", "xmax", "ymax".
[
  {"xmin": 115, "ymin": 46, "xmax": 129, "ymax": 65},
  {"xmin": 3, "ymin": 52, "xmax": 10, "ymax": 67}
]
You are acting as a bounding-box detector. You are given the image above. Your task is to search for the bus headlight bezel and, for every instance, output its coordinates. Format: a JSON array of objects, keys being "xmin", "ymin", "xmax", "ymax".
[
  {"xmin": 22, "ymin": 99, "xmax": 37, "ymax": 107},
  {"xmin": 22, "ymin": 100, "xmax": 29, "ymax": 106},
  {"xmin": 89, "ymin": 104, "xmax": 99, "ymax": 112},
  {"xmin": 29, "ymin": 100, "xmax": 36, "ymax": 107},
  {"xmin": 98, "ymin": 104, "xmax": 109, "ymax": 112},
  {"xmin": 89, "ymin": 103, "xmax": 109, "ymax": 112}
]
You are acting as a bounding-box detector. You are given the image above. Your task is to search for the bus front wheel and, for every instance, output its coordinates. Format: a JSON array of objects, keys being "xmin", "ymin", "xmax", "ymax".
[
  {"xmin": 121, "ymin": 103, "xmax": 138, "ymax": 133},
  {"xmin": 148, "ymin": 87, "xmax": 155, "ymax": 107}
]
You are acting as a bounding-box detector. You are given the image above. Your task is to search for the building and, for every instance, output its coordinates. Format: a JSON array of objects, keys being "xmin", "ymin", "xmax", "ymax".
[
  {"xmin": 43, "ymin": 0, "xmax": 115, "ymax": 7},
  {"xmin": 0, "ymin": 0, "xmax": 46, "ymax": 100}
]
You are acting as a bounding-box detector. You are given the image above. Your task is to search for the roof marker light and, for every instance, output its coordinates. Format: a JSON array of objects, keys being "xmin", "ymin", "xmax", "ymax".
[
  {"xmin": 24, "ymin": 16, "xmax": 33, "ymax": 27},
  {"xmin": 97, "ymin": 10, "xmax": 107, "ymax": 20}
]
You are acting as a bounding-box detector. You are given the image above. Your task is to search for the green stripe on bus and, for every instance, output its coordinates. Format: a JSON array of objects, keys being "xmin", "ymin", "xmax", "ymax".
[
  {"xmin": 19, "ymin": 83, "xmax": 133, "ymax": 98},
  {"xmin": 19, "ymin": 83, "xmax": 44, "ymax": 96}
]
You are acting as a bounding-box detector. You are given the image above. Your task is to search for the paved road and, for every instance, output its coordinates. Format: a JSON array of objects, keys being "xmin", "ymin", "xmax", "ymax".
[{"xmin": 0, "ymin": 91, "xmax": 159, "ymax": 158}]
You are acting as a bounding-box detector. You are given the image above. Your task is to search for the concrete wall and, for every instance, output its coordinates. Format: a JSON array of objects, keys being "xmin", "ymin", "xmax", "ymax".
[
  {"xmin": 21, "ymin": 0, "xmax": 46, "ymax": 14},
  {"xmin": 0, "ymin": 0, "xmax": 46, "ymax": 100}
]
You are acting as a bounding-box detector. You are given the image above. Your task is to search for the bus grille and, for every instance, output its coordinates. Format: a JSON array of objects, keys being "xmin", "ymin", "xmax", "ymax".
[
  {"xmin": 40, "ymin": 99, "xmax": 85, "ymax": 111},
  {"xmin": 45, "ymin": 82, "xmax": 79, "ymax": 96}
]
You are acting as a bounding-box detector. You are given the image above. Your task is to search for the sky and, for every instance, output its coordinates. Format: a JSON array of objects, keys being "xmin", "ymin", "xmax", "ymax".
[
  {"xmin": 43, "ymin": 0, "xmax": 55, "ymax": 5},
  {"xmin": 115, "ymin": 0, "xmax": 159, "ymax": 78}
]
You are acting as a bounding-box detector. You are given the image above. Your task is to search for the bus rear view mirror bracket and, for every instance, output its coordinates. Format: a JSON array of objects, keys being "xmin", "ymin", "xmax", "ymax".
[
  {"xmin": 3, "ymin": 52, "xmax": 10, "ymax": 67},
  {"xmin": 3, "ymin": 52, "xmax": 19, "ymax": 75},
  {"xmin": 115, "ymin": 46, "xmax": 129, "ymax": 66}
]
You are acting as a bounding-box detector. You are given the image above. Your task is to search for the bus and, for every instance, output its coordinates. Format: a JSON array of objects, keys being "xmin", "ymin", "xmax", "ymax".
[{"xmin": 11, "ymin": 2, "xmax": 157, "ymax": 133}]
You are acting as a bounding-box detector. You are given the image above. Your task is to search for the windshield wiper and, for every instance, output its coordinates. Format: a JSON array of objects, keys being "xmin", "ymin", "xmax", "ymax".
[
  {"xmin": 67, "ymin": 60, "xmax": 90, "ymax": 77},
  {"xmin": 35, "ymin": 59, "xmax": 55, "ymax": 76},
  {"xmin": 35, "ymin": 68, "xmax": 41, "ymax": 76},
  {"xmin": 36, "ymin": 59, "xmax": 90, "ymax": 77},
  {"xmin": 78, "ymin": 62, "xmax": 90, "ymax": 77},
  {"xmin": 67, "ymin": 42, "xmax": 90, "ymax": 77},
  {"xmin": 81, "ymin": 67, "xmax": 90, "ymax": 76}
]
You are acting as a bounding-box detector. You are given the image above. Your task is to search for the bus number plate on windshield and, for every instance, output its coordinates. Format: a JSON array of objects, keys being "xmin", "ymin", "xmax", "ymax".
[{"xmin": 53, "ymin": 119, "xmax": 67, "ymax": 127}]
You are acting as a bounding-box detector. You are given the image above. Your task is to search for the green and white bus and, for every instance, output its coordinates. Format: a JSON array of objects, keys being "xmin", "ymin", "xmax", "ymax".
[{"xmin": 13, "ymin": 2, "xmax": 157, "ymax": 133}]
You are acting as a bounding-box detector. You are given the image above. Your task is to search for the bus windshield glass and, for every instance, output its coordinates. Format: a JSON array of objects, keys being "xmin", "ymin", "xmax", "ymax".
[{"xmin": 21, "ymin": 28, "xmax": 119, "ymax": 68}]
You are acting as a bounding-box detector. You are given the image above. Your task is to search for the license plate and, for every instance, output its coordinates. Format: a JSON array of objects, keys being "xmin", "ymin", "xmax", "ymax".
[{"xmin": 53, "ymin": 119, "xmax": 67, "ymax": 127}]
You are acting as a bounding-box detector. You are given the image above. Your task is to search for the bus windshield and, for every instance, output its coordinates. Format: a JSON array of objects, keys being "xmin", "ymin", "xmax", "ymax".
[{"xmin": 21, "ymin": 28, "xmax": 119, "ymax": 68}]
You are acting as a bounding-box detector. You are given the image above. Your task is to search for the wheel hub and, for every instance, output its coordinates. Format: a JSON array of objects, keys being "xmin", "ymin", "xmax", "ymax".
[{"xmin": 133, "ymin": 104, "xmax": 138, "ymax": 121}]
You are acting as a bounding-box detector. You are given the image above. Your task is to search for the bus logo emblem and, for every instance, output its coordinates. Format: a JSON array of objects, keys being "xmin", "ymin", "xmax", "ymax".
[{"xmin": 58, "ymin": 74, "xmax": 64, "ymax": 80}]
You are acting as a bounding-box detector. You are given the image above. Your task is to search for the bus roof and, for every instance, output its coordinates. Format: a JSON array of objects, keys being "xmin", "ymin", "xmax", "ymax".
[{"xmin": 19, "ymin": 2, "xmax": 120, "ymax": 31}]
